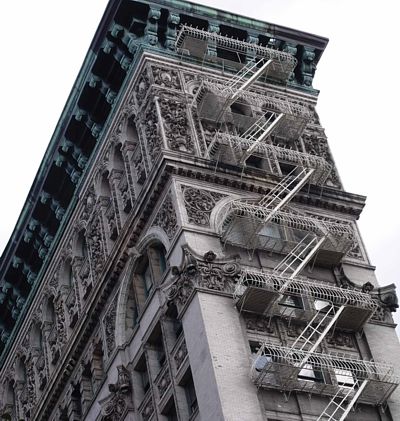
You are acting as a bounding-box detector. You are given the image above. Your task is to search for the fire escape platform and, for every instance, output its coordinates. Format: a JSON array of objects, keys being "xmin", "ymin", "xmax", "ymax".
[
  {"xmin": 208, "ymin": 133, "xmax": 332, "ymax": 186},
  {"xmin": 218, "ymin": 203, "xmax": 354, "ymax": 264},
  {"xmin": 176, "ymin": 25, "xmax": 297, "ymax": 81},
  {"xmin": 251, "ymin": 344, "xmax": 399, "ymax": 405},
  {"xmin": 194, "ymin": 81, "xmax": 312, "ymax": 140},
  {"xmin": 235, "ymin": 269, "xmax": 377, "ymax": 330}
]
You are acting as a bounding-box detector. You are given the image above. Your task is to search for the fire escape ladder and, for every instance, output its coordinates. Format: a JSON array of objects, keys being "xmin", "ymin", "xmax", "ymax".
[
  {"xmin": 258, "ymin": 167, "xmax": 314, "ymax": 211},
  {"xmin": 238, "ymin": 113, "xmax": 285, "ymax": 165},
  {"xmin": 317, "ymin": 379, "xmax": 369, "ymax": 421},
  {"xmin": 240, "ymin": 167, "xmax": 315, "ymax": 253},
  {"xmin": 215, "ymin": 58, "xmax": 273, "ymax": 122},
  {"xmin": 273, "ymin": 234, "xmax": 325, "ymax": 279}
]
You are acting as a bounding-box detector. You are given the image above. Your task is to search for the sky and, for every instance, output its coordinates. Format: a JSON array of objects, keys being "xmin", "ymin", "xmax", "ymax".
[{"xmin": 0, "ymin": 1, "xmax": 399, "ymax": 323}]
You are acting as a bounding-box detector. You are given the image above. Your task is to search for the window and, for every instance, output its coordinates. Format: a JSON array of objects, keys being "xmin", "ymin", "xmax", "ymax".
[
  {"xmin": 250, "ymin": 343, "xmax": 272, "ymax": 372},
  {"xmin": 314, "ymin": 299, "xmax": 331, "ymax": 312},
  {"xmin": 141, "ymin": 262, "xmax": 153, "ymax": 296},
  {"xmin": 184, "ymin": 372, "xmax": 198, "ymax": 415},
  {"xmin": 335, "ymin": 369, "xmax": 356, "ymax": 388},
  {"xmin": 280, "ymin": 295, "xmax": 304, "ymax": 309},
  {"xmin": 298, "ymin": 364, "xmax": 324, "ymax": 383},
  {"xmin": 141, "ymin": 369, "xmax": 150, "ymax": 393},
  {"xmin": 138, "ymin": 243, "xmax": 167, "ymax": 298}
]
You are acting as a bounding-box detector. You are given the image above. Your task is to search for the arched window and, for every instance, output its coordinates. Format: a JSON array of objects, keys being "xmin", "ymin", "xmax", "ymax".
[
  {"xmin": 139, "ymin": 243, "xmax": 167, "ymax": 296},
  {"xmin": 76, "ymin": 230, "xmax": 88, "ymax": 259},
  {"xmin": 133, "ymin": 243, "xmax": 168, "ymax": 309}
]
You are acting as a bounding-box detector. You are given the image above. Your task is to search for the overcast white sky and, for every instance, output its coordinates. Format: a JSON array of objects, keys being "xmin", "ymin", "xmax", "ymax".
[{"xmin": 1, "ymin": 1, "xmax": 399, "ymax": 323}]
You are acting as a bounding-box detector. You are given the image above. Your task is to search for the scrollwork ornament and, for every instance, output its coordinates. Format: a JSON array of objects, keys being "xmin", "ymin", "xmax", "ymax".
[{"xmin": 182, "ymin": 186, "xmax": 226, "ymax": 226}]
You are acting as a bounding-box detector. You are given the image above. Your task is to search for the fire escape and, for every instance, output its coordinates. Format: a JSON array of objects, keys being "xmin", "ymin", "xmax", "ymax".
[{"xmin": 175, "ymin": 26, "xmax": 399, "ymax": 420}]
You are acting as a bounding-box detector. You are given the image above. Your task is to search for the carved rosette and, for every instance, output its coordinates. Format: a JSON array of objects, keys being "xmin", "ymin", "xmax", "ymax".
[
  {"xmin": 182, "ymin": 186, "xmax": 226, "ymax": 227},
  {"xmin": 152, "ymin": 193, "xmax": 178, "ymax": 240},
  {"xmin": 167, "ymin": 247, "xmax": 241, "ymax": 309}
]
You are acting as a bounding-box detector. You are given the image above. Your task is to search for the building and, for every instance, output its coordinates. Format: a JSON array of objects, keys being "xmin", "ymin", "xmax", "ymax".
[{"xmin": 0, "ymin": 0, "xmax": 399, "ymax": 419}]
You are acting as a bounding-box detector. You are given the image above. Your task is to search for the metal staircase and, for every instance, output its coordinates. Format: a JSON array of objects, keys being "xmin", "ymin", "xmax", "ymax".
[{"xmin": 317, "ymin": 379, "xmax": 369, "ymax": 421}]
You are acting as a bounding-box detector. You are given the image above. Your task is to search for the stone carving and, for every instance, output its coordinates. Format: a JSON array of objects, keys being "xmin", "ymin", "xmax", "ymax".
[
  {"xmin": 87, "ymin": 215, "xmax": 106, "ymax": 281},
  {"xmin": 134, "ymin": 69, "xmax": 151, "ymax": 106},
  {"xmin": 301, "ymin": 124, "xmax": 341, "ymax": 189},
  {"xmin": 117, "ymin": 173, "xmax": 132, "ymax": 213},
  {"xmin": 158, "ymin": 95, "xmax": 194, "ymax": 153},
  {"xmin": 133, "ymin": 146, "xmax": 146, "ymax": 184},
  {"xmin": 370, "ymin": 284, "xmax": 399, "ymax": 323},
  {"xmin": 326, "ymin": 331, "xmax": 355, "ymax": 349},
  {"xmin": 173, "ymin": 338, "xmax": 188, "ymax": 372},
  {"xmin": 105, "ymin": 199, "xmax": 118, "ymax": 241},
  {"xmin": 145, "ymin": 7, "xmax": 161, "ymax": 46},
  {"xmin": 81, "ymin": 186, "xmax": 96, "ymax": 222},
  {"xmin": 167, "ymin": 247, "xmax": 240, "ymax": 308},
  {"xmin": 182, "ymin": 186, "xmax": 226, "ymax": 227},
  {"xmin": 101, "ymin": 365, "xmax": 132, "ymax": 421},
  {"xmin": 156, "ymin": 365, "xmax": 171, "ymax": 400},
  {"xmin": 152, "ymin": 193, "xmax": 178, "ymax": 240},
  {"xmin": 142, "ymin": 102, "xmax": 162, "ymax": 164},
  {"xmin": 245, "ymin": 315, "xmax": 275, "ymax": 335},
  {"xmin": 65, "ymin": 286, "xmax": 79, "ymax": 328},
  {"xmin": 298, "ymin": 46, "xmax": 317, "ymax": 87},
  {"xmin": 152, "ymin": 66, "xmax": 181, "ymax": 90},
  {"xmin": 166, "ymin": 13, "xmax": 180, "ymax": 50},
  {"xmin": 35, "ymin": 354, "xmax": 47, "ymax": 390},
  {"xmin": 48, "ymin": 296, "xmax": 67, "ymax": 365},
  {"xmin": 140, "ymin": 391, "xmax": 155, "ymax": 421},
  {"xmin": 103, "ymin": 295, "xmax": 118, "ymax": 358}
]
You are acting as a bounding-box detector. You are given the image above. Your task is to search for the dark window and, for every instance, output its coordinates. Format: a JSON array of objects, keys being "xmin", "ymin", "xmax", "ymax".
[
  {"xmin": 141, "ymin": 369, "xmax": 150, "ymax": 393},
  {"xmin": 184, "ymin": 373, "xmax": 198, "ymax": 415},
  {"xmin": 280, "ymin": 295, "xmax": 304, "ymax": 309},
  {"xmin": 298, "ymin": 364, "xmax": 324, "ymax": 383}
]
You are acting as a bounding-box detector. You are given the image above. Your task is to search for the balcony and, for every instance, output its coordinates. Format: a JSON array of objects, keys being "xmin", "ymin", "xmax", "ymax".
[
  {"xmin": 251, "ymin": 344, "xmax": 399, "ymax": 405},
  {"xmin": 176, "ymin": 25, "xmax": 297, "ymax": 82},
  {"xmin": 235, "ymin": 268, "xmax": 377, "ymax": 331}
]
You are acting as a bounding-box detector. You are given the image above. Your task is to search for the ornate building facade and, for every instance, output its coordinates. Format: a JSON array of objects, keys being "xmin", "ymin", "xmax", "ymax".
[{"xmin": 0, "ymin": 1, "xmax": 399, "ymax": 420}]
